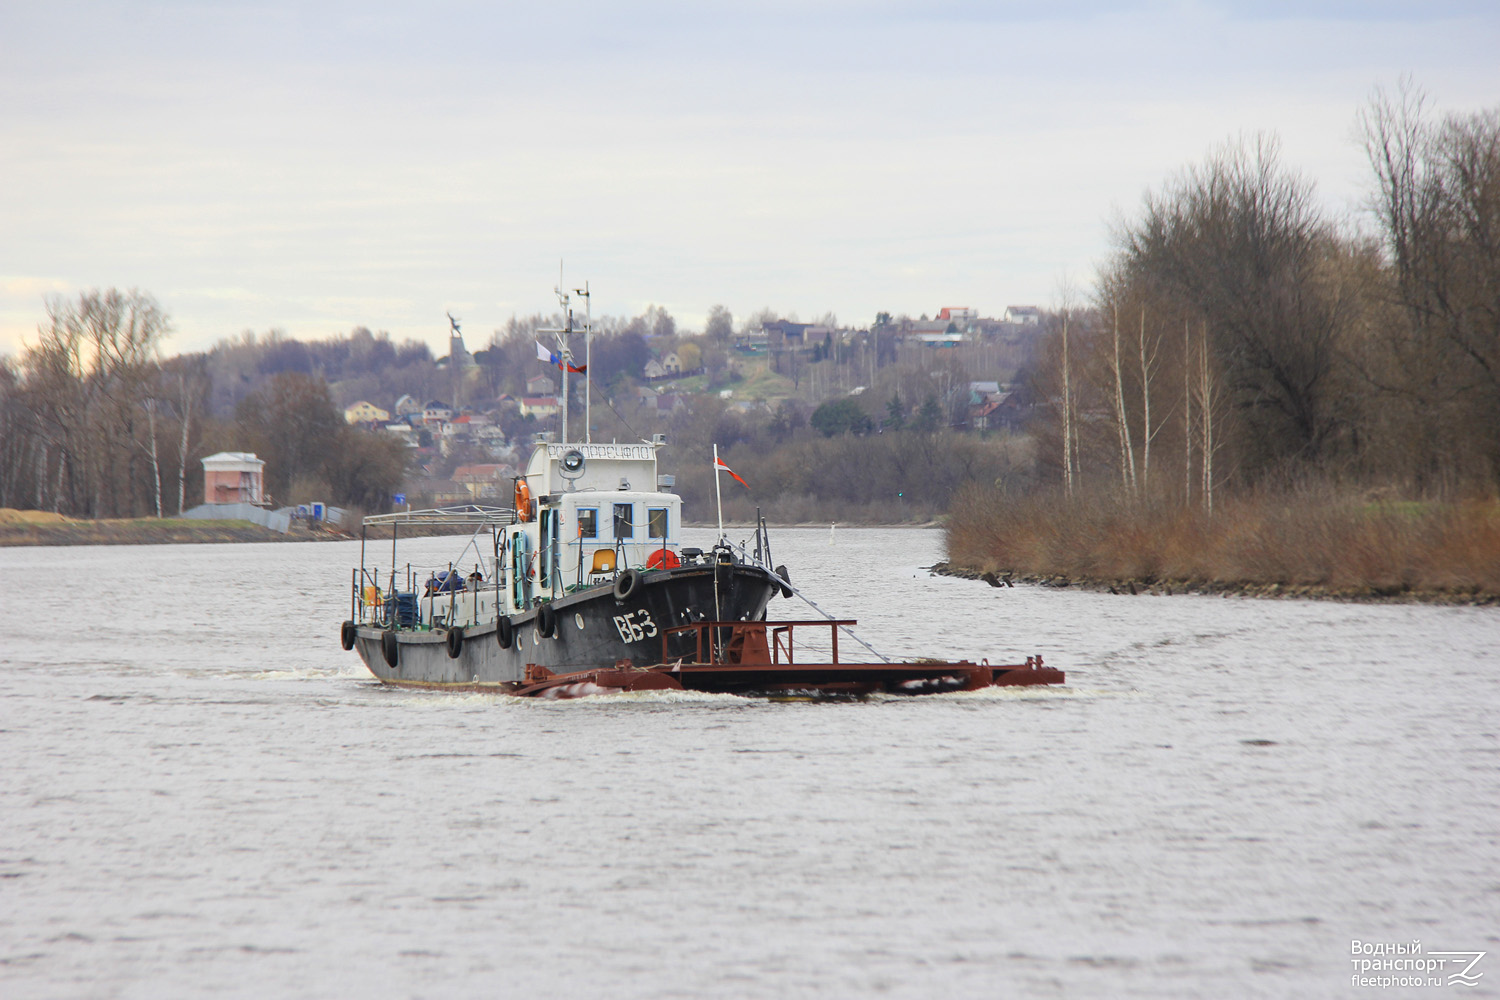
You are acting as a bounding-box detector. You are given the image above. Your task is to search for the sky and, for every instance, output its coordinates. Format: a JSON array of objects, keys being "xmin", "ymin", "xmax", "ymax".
[{"xmin": 2, "ymin": 1, "xmax": 1496, "ymax": 360}]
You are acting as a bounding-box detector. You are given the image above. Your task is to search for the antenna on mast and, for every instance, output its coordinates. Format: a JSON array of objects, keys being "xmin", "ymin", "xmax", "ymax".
[
  {"xmin": 539, "ymin": 267, "xmax": 591, "ymax": 444},
  {"xmin": 574, "ymin": 282, "xmax": 591, "ymax": 443}
]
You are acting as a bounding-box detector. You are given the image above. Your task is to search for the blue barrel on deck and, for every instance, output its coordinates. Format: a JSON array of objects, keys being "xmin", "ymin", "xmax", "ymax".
[{"xmin": 391, "ymin": 592, "xmax": 420, "ymax": 627}]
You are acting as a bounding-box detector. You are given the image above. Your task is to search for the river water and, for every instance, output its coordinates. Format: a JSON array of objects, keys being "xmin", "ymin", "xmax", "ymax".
[{"xmin": 1, "ymin": 527, "xmax": 1496, "ymax": 998}]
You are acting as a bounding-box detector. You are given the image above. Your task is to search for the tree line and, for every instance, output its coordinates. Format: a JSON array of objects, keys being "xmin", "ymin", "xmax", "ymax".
[
  {"xmin": 1031, "ymin": 86, "xmax": 1500, "ymax": 506},
  {"xmin": 0, "ymin": 292, "xmax": 408, "ymax": 517}
]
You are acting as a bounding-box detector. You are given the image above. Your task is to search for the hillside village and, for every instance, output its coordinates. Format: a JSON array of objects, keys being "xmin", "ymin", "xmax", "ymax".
[{"xmin": 334, "ymin": 306, "xmax": 1048, "ymax": 508}]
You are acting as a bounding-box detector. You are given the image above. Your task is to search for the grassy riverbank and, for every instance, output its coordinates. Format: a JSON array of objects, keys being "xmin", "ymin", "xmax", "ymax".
[
  {"xmin": 0, "ymin": 508, "xmax": 332, "ymax": 546},
  {"xmin": 943, "ymin": 488, "xmax": 1500, "ymax": 603}
]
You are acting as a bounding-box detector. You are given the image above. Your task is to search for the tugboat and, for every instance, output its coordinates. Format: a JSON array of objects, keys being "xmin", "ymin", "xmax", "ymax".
[
  {"xmin": 341, "ymin": 439, "xmax": 790, "ymax": 688},
  {"xmin": 339, "ymin": 285, "xmax": 1063, "ymax": 697}
]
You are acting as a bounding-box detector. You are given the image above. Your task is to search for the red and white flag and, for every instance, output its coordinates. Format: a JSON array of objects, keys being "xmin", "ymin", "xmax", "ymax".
[{"xmin": 715, "ymin": 456, "xmax": 748, "ymax": 489}]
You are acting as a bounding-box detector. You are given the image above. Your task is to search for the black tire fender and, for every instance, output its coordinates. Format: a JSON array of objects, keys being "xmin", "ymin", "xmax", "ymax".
[
  {"xmin": 340, "ymin": 619, "xmax": 357, "ymax": 650},
  {"xmin": 445, "ymin": 625, "xmax": 464, "ymax": 659},
  {"xmin": 775, "ymin": 565, "xmax": 792, "ymax": 599},
  {"xmin": 537, "ymin": 604, "xmax": 557, "ymax": 638},
  {"xmin": 496, "ymin": 615, "xmax": 514, "ymax": 649},
  {"xmin": 381, "ymin": 629, "xmax": 399, "ymax": 668},
  {"xmin": 614, "ymin": 568, "xmax": 641, "ymax": 601}
]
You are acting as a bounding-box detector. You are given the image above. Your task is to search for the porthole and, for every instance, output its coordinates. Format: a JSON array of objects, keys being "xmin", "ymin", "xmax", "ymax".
[
  {"xmin": 532, "ymin": 629, "xmax": 541, "ymax": 644},
  {"xmin": 575, "ymin": 613, "xmax": 586, "ymax": 630}
]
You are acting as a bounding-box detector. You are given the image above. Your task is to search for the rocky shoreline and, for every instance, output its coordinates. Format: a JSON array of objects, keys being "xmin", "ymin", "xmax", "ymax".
[{"xmin": 929, "ymin": 561, "xmax": 1500, "ymax": 606}]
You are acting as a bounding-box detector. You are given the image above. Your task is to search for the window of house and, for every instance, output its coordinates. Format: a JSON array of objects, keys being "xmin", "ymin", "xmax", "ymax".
[
  {"xmin": 577, "ymin": 507, "xmax": 597, "ymax": 539},
  {"xmin": 613, "ymin": 503, "xmax": 634, "ymax": 539},
  {"xmin": 648, "ymin": 507, "xmax": 668, "ymax": 539}
]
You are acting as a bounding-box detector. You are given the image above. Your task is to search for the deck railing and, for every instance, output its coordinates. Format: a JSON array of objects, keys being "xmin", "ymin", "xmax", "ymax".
[{"xmin": 660, "ymin": 620, "xmax": 858, "ymax": 667}]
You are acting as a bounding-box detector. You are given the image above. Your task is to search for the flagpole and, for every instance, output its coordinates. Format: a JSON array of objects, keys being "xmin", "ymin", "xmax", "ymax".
[
  {"xmin": 713, "ymin": 444, "xmax": 724, "ymax": 542},
  {"xmin": 579, "ymin": 282, "xmax": 591, "ymax": 444},
  {"xmin": 558, "ymin": 266, "xmax": 568, "ymax": 444}
]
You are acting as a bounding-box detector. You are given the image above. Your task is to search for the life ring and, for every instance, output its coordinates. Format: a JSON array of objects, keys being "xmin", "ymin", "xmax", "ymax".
[
  {"xmin": 496, "ymin": 615, "xmax": 514, "ymax": 649},
  {"xmin": 614, "ymin": 568, "xmax": 641, "ymax": 601},
  {"xmin": 646, "ymin": 548, "xmax": 680, "ymax": 569},
  {"xmin": 340, "ymin": 620, "xmax": 357, "ymax": 650},
  {"xmin": 445, "ymin": 625, "xmax": 464, "ymax": 658},
  {"xmin": 514, "ymin": 478, "xmax": 533, "ymax": 522},
  {"xmin": 381, "ymin": 629, "xmax": 399, "ymax": 667},
  {"xmin": 537, "ymin": 603, "xmax": 557, "ymax": 638},
  {"xmin": 775, "ymin": 565, "xmax": 792, "ymax": 599}
]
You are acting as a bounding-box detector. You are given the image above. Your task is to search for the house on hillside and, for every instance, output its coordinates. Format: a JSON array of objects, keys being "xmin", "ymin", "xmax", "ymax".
[
  {"xmin": 423, "ymin": 400, "xmax": 454, "ymax": 424},
  {"xmin": 525, "ymin": 373, "xmax": 555, "ymax": 396},
  {"xmin": 452, "ymin": 463, "xmax": 511, "ymax": 500},
  {"xmin": 972, "ymin": 384, "xmax": 1034, "ymax": 431},
  {"xmin": 201, "ymin": 452, "xmax": 265, "ymax": 505},
  {"xmin": 1004, "ymin": 306, "xmax": 1042, "ymax": 325},
  {"xmin": 762, "ymin": 319, "xmax": 812, "ymax": 349},
  {"xmin": 969, "ymin": 381, "xmax": 1001, "ymax": 402},
  {"xmin": 913, "ymin": 331, "xmax": 966, "ymax": 348},
  {"xmin": 519, "ymin": 396, "xmax": 560, "ymax": 419},
  {"xmin": 343, "ymin": 400, "xmax": 390, "ymax": 424},
  {"xmin": 734, "ymin": 330, "xmax": 768, "ymax": 354},
  {"xmin": 651, "ymin": 394, "xmax": 686, "ymax": 416},
  {"xmin": 382, "ymin": 423, "xmax": 419, "ymax": 447},
  {"xmin": 393, "ymin": 394, "xmax": 422, "ymax": 417}
]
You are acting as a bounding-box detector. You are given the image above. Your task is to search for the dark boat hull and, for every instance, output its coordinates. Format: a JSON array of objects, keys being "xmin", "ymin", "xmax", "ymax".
[{"xmin": 354, "ymin": 563, "xmax": 781, "ymax": 688}]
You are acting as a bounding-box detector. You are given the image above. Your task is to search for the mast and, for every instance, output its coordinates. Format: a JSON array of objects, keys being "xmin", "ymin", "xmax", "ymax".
[
  {"xmin": 575, "ymin": 282, "xmax": 591, "ymax": 443},
  {"xmin": 555, "ymin": 280, "xmax": 570, "ymax": 444},
  {"xmin": 540, "ymin": 271, "xmax": 590, "ymax": 445},
  {"xmin": 713, "ymin": 443, "xmax": 725, "ymax": 541}
]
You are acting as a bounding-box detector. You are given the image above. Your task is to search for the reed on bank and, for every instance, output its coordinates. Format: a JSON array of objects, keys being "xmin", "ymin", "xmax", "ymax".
[{"xmin": 944, "ymin": 487, "xmax": 1500, "ymax": 599}]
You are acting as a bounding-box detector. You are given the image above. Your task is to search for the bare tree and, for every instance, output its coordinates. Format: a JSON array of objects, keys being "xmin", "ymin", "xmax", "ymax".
[
  {"xmin": 1119, "ymin": 135, "xmax": 1348, "ymax": 482},
  {"xmin": 1361, "ymin": 84, "xmax": 1500, "ymax": 488},
  {"xmin": 20, "ymin": 289, "xmax": 170, "ymax": 516},
  {"xmin": 1109, "ymin": 303, "xmax": 1138, "ymax": 493},
  {"xmin": 1183, "ymin": 318, "xmax": 1193, "ymax": 505}
]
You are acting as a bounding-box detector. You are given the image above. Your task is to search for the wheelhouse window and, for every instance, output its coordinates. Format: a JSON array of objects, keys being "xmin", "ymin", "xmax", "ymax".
[
  {"xmin": 648, "ymin": 507, "xmax": 669, "ymax": 539},
  {"xmin": 577, "ymin": 507, "xmax": 598, "ymax": 539},
  {"xmin": 613, "ymin": 502, "xmax": 634, "ymax": 539}
]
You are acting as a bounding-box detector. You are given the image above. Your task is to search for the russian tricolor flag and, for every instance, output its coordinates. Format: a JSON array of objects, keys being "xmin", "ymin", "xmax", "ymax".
[{"xmin": 535, "ymin": 340, "xmax": 585, "ymax": 374}]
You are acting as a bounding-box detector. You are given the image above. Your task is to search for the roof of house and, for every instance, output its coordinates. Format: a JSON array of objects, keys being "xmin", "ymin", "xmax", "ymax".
[{"xmin": 201, "ymin": 451, "xmax": 264, "ymax": 469}]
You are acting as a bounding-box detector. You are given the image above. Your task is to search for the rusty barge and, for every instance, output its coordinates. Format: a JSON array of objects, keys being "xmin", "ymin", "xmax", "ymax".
[{"xmin": 511, "ymin": 619, "xmax": 1062, "ymax": 699}]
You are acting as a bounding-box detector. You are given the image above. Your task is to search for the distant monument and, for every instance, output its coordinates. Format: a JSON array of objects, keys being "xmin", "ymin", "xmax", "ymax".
[
  {"xmin": 447, "ymin": 312, "xmax": 476, "ymax": 371},
  {"xmin": 446, "ymin": 311, "xmax": 476, "ymax": 408}
]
